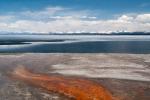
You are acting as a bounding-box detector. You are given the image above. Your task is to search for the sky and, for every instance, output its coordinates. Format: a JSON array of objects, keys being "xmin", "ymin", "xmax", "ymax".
[{"xmin": 0, "ymin": 0, "xmax": 150, "ymax": 33}]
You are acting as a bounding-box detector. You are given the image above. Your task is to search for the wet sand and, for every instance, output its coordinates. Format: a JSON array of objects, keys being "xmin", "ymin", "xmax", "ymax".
[{"xmin": 0, "ymin": 53, "xmax": 150, "ymax": 100}]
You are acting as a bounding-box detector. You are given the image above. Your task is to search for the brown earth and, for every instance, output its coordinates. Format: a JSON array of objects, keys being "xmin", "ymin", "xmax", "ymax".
[{"xmin": 0, "ymin": 53, "xmax": 149, "ymax": 100}]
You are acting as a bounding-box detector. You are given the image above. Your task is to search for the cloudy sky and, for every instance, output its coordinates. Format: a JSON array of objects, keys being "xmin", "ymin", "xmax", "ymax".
[{"xmin": 0, "ymin": 0, "xmax": 150, "ymax": 33}]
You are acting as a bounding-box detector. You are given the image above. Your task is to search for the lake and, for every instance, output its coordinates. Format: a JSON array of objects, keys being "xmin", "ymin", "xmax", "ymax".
[{"xmin": 0, "ymin": 35, "xmax": 150, "ymax": 53}]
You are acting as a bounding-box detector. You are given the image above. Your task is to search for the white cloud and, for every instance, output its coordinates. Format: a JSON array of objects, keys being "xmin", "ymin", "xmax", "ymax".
[
  {"xmin": 0, "ymin": 7, "xmax": 149, "ymax": 33},
  {"xmin": 136, "ymin": 14, "xmax": 150, "ymax": 23},
  {"xmin": 0, "ymin": 15, "xmax": 14, "ymax": 22},
  {"xmin": 20, "ymin": 6, "xmax": 97, "ymax": 21},
  {"xmin": 22, "ymin": 6, "xmax": 64, "ymax": 16},
  {"xmin": 118, "ymin": 15, "xmax": 134, "ymax": 22},
  {"xmin": 49, "ymin": 16, "xmax": 97, "ymax": 20}
]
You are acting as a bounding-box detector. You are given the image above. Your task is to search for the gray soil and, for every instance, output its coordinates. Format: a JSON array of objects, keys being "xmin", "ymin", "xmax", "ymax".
[{"xmin": 0, "ymin": 53, "xmax": 150, "ymax": 100}]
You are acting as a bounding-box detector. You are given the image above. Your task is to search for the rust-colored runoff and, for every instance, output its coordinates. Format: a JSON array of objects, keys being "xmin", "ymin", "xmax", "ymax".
[{"xmin": 10, "ymin": 67, "xmax": 116, "ymax": 100}]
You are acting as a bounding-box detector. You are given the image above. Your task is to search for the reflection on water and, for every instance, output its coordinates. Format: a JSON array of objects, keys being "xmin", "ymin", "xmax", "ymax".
[{"xmin": 0, "ymin": 35, "xmax": 150, "ymax": 53}]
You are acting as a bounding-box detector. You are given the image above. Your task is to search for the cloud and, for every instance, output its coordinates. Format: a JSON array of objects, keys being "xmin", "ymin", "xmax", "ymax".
[
  {"xmin": 0, "ymin": 7, "xmax": 149, "ymax": 33},
  {"xmin": 118, "ymin": 15, "xmax": 133, "ymax": 22},
  {"xmin": 0, "ymin": 15, "xmax": 14, "ymax": 22},
  {"xmin": 20, "ymin": 6, "xmax": 65, "ymax": 21},
  {"xmin": 22, "ymin": 6, "xmax": 65, "ymax": 16},
  {"xmin": 49, "ymin": 16, "xmax": 97, "ymax": 20},
  {"xmin": 136, "ymin": 14, "xmax": 150, "ymax": 23},
  {"xmin": 19, "ymin": 6, "xmax": 97, "ymax": 21}
]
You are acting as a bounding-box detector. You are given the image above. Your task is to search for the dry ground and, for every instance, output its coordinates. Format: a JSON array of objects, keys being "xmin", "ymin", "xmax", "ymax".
[{"xmin": 0, "ymin": 53, "xmax": 150, "ymax": 100}]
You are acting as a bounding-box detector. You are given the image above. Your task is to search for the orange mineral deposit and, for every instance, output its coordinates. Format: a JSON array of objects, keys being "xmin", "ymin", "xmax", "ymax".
[{"xmin": 10, "ymin": 67, "xmax": 115, "ymax": 100}]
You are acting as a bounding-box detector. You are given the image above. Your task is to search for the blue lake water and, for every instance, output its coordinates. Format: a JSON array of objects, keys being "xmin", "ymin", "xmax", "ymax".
[{"xmin": 0, "ymin": 35, "xmax": 150, "ymax": 53}]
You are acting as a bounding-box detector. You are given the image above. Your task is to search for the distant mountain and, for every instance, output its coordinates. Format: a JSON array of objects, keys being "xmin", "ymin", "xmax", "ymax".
[
  {"xmin": 48, "ymin": 32, "xmax": 150, "ymax": 35},
  {"xmin": 111, "ymin": 32, "xmax": 150, "ymax": 35},
  {"xmin": 0, "ymin": 32, "xmax": 150, "ymax": 35}
]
